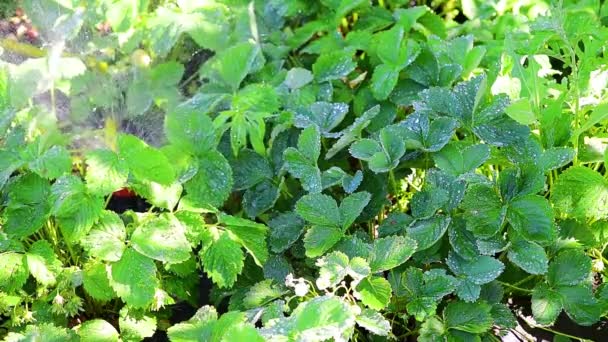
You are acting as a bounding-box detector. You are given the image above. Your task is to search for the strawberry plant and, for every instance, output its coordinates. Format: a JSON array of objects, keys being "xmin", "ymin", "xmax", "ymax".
[{"xmin": 1, "ymin": 0, "xmax": 608, "ymax": 341}]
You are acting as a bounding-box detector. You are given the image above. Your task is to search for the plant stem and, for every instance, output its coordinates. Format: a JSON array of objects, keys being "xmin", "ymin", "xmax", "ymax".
[{"xmin": 497, "ymin": 281, "xmax": 532, "ymax": 293}]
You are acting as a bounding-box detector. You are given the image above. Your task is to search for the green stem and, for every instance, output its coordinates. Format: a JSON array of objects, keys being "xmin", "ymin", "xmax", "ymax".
[
  {"xmin": 388, "ymin": 170, "xmax": 397, "ymax": 195},
  {"xmin": 497, "ymin": 281, "xmax": 532, "ymax": 294}
]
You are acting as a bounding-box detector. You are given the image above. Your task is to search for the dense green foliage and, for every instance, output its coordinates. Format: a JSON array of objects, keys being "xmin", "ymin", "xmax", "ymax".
[{"xmin": 1, "ymin": 0, "xmax": 608, "ymax": 340}]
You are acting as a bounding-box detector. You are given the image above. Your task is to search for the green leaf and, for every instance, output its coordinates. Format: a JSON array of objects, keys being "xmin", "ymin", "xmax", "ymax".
[
  {"xmin": 0, "ymin": 252, "xmax": 28, "ymax": 292},
  {"xmin": 401, "ymin": 112, "xmax": 459, "ymax": 152},
  {"xmin": 201, "ymin": 41, "xmax": 261, "ymax": 91},
  {"xmin": 313, "ymin": 50, "xmax": 356, "ymax": 82},
  {"xmin": 268, "ymin": 212, "xmax": 305, "ymax": 253},
  {"xmin": 294, "ymin": 101, "xmax": 349, "ymax": 137},
  {"xmin": 447, "ymin": 252, "xmax": 505, "ymax": 285},
  {"xmin": 303, "ymin": 225, "xmax": 343, "ymax": 258},
  {"xmin": 119, "ymin": 307, "xmax": 157, "ymax": 342},
  {"xmin": 118, "ymin": 134, "xmax": 175, "ymax": 185},
  {"xmin": 349, "ymin": 139, "xmax": 381, "ymax": 160},
  {"xmin": 461, "ymin": 184, "xmax": 505, "ymax": 238},
  {"xmin": 78, "ymin": 319, "xmax": 119, "ymax": 342},
  {"xmin": 243, "ymin": 180, "xmax": 280, "ymax": 218},
  {"xmin": 406, "ymin": 215, "xmax": 451, "ymax": 251},
  {"xmin": 131, "ymin": 216, "xmax": 191, "ymax": 264},
  {"xmin": 27, "ymin": 145, "xmax": 72, "ymax": 180},
  {"xmin": 81, "ymin": 211, "xmax": 126, "ymax": 262},
  {"xmin": 547, "ymin": 249, "xmax": 591, "ymax": 287},
  {"xmin": 418, "ymin": 316, "xmax": 445, "ymax": 342},
  {"xmin": 50, "ymin": 175, "xmax": 104, "ymax": 242},
  {"xmin": 285, "ymin": 67, "xmax": 314, "ymax": 90},
  {"xmin": 531, "ymin": 283, "xmax": 563, "ymax": 325},
  {"xmin": 433, "ymin": 143, "xmax": 490, "ymax": 176},
  {"xmin": 369, "ymin": 236, "xmax": 417, "ymax": 272},
  {"xmin": 326, "ymin": 105, "xmax": 380, "ymax": 159},
  {"xmin": 356, "ymin": 308, "xmax": 391, "ymax": 336},
  {"xmin": 558, "ymin": 284, "xmax": 602, "ymax": 326},
  {"xmin": 231, "ymin": 149, "xmax": 273, "ymax": 190},
  {"xmin": 316, "ymin": 252, "xmax": 370, "ymax": 290},
  {"xmin": 284, "ymin": 296, "xmax": 356, "ymax": 341},
  {"xmin": 166, "ymin": 306, "xmax": 217, "ymax": 342},
  {"xmin": 507, "ymin": 195, "xmax": 556, "ymax": 244},
  {"xmin": 507, "ymin": 239, "xmax": 548, "ymax": 275},
  {"xmin": 3, "ymin": 173, "xmax": 51, "ymax": 238},
  {"xmin": 284, "ymin": 126, "xmax": 322, "ymax": 193},
  {"xmin": 243, "ymin": 280, "xmax": 286, "ymax": 309},
  {"xmin": 110, "ymin": 248, "xmax": 158, "ymax": 308},
  {"xmin": 411, "ymin": 187, "xmax": 449, "ymax": 219},
  {"xmin": 25, "ymin": 240, "xmax": 60, "ymax": 286},
  {"xmin": 443, "ymin": 301, "xmax": 493, "ymax": 334},
  {"xmin": 83, "ymin": 261, "xmax": 116, "ymax": 302},
  {"xmin": 183, "ymin": 150, "xmax": 233, "ymax": 209},
  {"xmin": 199, "ymin": 230, "xmax": 244, "ymax": 288},
  {"xmin": 551, "ymin": 166, "xmax": 608, "ymax": 221},
  {"xmin": 85, "ymin": 149, "xmax": 128, "ymax": 196},
  {"xmin": 540, "ymin": 147, "xmax": 575, "ymax": 171},
  {"xmin": 0, "ymin": 150, "xmax": 22, "ymax": 190},
  {"xmin": 339, "ymin": 191, "xmax": 371, "ymax": 229},
  {"xmin": 371, "ymin": 64, "xmax": 399, "ymax": 100},
  {"xmin": 295, "ymin": 193, "xmax": 341, "ymax": 227},
  {"xmin": 356, "ymin": 276, "xmax": 392, "ymax": 310},
  {"xmin": 218, "ymin": 213, "xmax": 269, "ymax": 266},
  {"xmin": 165, "ymin": 106, "xmax": 217, "ymax": 156}
]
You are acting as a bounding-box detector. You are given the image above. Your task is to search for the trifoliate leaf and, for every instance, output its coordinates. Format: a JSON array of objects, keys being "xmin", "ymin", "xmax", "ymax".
[
  {"xmin": 539, "ymin": 147, "xmax": 575, "ymax": 171},
  {"xmin": 199, "ymin": 230, "xmax": 244, "ymax": 288},
  {"xmin": 551, "ymin": 166, "xmax": 608, "ymax": 221},
  {"xmin": 117, "ymin": 134, "xmax": 175, "ymax": 185},
  {"xmin": 401, "ymin": 112, "xmax": 459, "ymax": 152},
  {"xmin": 406, "ymin": 215, "xmax": 451, "ymax": 251},
  {"xmin": 183, "ymin": 150, "xmax": 233, "ymax": 209},
  {"xmin": 356, "ymin": 276, "xmax": 392, "ymax": 310},
  {"xmin": 356, "ymin": 308, "xmax": 391, "ymax": 336},
  {"xmin": 110, "ymin": 248, "xmax": 158, "ymax": 308},
  {"xmin": 547, "ymin": 249, "xmax": 591, "ymax": 287},
  {"xmin": 507, "ymin": 195, "xmax": 556, "ymax": 244},
  {"xmin": 443, "ymin": 301, "xmax": 493, "ymax": 334},
  {"xmin": 81, "ymin": 211, "xmax": 126, "ymax": 262},
  {"xmin": 119, "ymin": 307, "xmax": 157, "ymax": 342},
  {"xmin": 349, "ymin": 139, "xmax": 382, "ymax": 160},
  {"xmin": 316, "ymin": 252, "xmax": 370, "ymax": 290},
  {"xmin": 294, "ymin": 101, "xmax": 349, "ymax": 137},
  {"xmin": 461, "ymin": 184, "xmax": 505, "ymax": 238},
  {"xmin": 531, "ymin": 283, "xmax": 563, "ymax": 325},
  {"xmin": 433, "ymin": 143, "xmax": 490, "ymax": 176},
  {"xmin": 410, "ymin": 187, "xmax": 449, "ymax": 219},
  {"xmin": 303, "ymin": 225, "xmax": 343, "ymax": 258},
  {"xmin": 454, "ymin": 278, "xmax": 482, "ymax": 302},
  {"xmin": 507, "ymin": 239, "xmax": 548, "ymax": 275},
  {"xmin": 448, "ymin": 218, "xmax": 479, "ymax": 260},
  {"xmin": 131, "ymin": 216, "xmax": 191, "ymax": 264},
  {"xmin": 83, "ymin": 261, "xmax": 116, "ymax": 302},
  {"xmin": 369, "ymin": 236, "xmax": 417, "ymax": 272},
  {"xmin": 268, "ymin": 212, "xmax": 305, "ymax": 253},
  {"xmin": 77, "ymin": 319, "xmax": 119, "ymax": 342},
  {"xmin": 85, "ymin": 149, "xmax": 128, "ymax": 196},
  {"xmin": 447, "ymin": 251, "xmax": 504, "ymax": 285},
  {"xmin": 313, "ymin": 50, "xmax": 356, "ymax": 82},
  {"xmin": 218, "ymin": 213, "xmax": 269, "ymax": 266}
]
